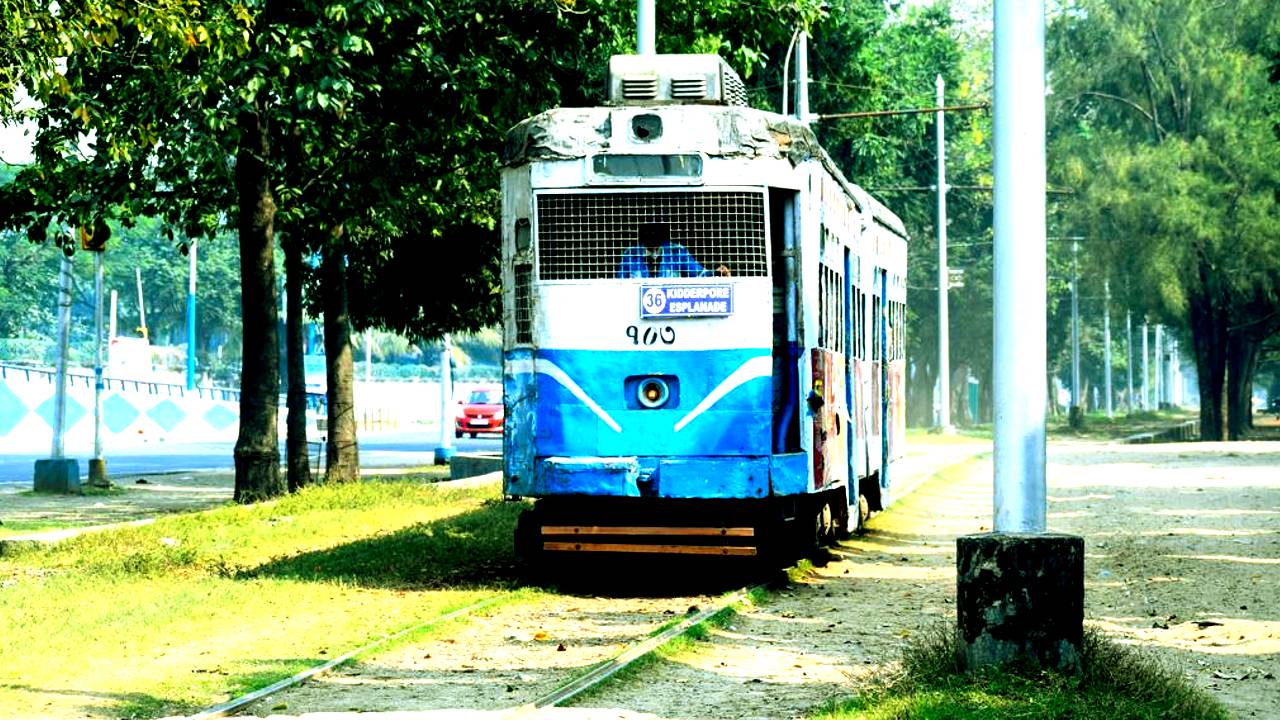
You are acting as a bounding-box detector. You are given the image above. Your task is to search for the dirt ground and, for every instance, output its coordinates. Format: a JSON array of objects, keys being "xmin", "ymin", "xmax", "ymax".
[{"xmin": 234, "ymin": 434, "xmax": 1279, "ymax": 720}]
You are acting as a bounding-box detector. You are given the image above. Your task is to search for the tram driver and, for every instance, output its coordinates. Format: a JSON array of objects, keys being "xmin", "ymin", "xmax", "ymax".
[{"xmin": 617, "ymin": 223, "xmax": 731, "ymax": 279}]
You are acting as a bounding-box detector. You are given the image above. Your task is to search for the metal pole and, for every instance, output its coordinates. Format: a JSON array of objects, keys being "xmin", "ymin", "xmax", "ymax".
[
  {"xmin": 109, "ymin": 289, "xmax": 118, "ymax": 346},
  {"xmin": 51, "ymin": 250, "xmax": 73, "ymax": 459},
  {"xmin": 135, "ymin": 267, "xmax": 147, "ymax": 339},
  {"xmin": 936, "ymin": 74, "xmax": 952, "ymax": 432},
  {"xmin": 1103, "ymin": 279, "xmax": 1112, "ymax": 417},
  {"xmin": 186, "ymin": 239, "xmax": 197, "ymax": 390},
  {"xmin": 365, "ymin": 327, "xmax": 373, "ymax": 383},
  {"xmin": 637, "ymin": 0, "xmax": 655, "ymax": 55},
  {"xmin": 94, "ymin": 252, "xmax": 104, "ymax": 459},
  {"xmin": 1154, "ymin": 324, "xmax": 1163, "ymax": 409},
  {"xmin": 992, "ymin": 0, "xmax": 1047, "ymax": 533},
  {"xmin": 1070, "ymin": 240, "xmax": 1080, "ymax": 409},
  {"xmin": 1126, "ymin": 310, "xmax": 1133, "ymax": 413},
  {"xmin": 1141, "ymin": 321, "xmax": 1149, "ymax": 411},
  {"xmin": 434, "ymin": 334, "xmax": 454, "ymax": 464},
  {"xmin": 797, "ymin": 31, "xmax": 811, "ymax": 124},
  {"xmin": 88, "ymin": 249, "xmax": 111, "ymax": 487}
]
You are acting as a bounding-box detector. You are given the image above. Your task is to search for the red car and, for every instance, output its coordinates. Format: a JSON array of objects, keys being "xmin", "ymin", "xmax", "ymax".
[{"xmin": 455, "ymin": 385, "xmax": 504, "ymax": 438}]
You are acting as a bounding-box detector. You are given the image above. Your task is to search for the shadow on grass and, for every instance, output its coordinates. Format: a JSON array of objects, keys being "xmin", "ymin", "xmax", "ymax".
[
  {"xmin": 245, "ymin": 500, "xmax": 526, "ymax": 590},
  {"xmin": 0, "ymin": 681, "xmax": 192, "ymax": 720}
]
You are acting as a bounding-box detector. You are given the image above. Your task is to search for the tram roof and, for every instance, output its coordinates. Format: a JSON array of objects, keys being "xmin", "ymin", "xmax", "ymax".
[{"xmin": 502, "ymin": 104, "xmax": 908, "ymax": 240}]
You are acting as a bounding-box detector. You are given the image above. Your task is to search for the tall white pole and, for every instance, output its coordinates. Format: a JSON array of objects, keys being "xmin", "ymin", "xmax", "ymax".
[
  {"xmin": 1103, "ymin": 279, "xmax": 1113, "ymax": 417},
  {"xmin": 109, "ymin": 290, "xmax": 118, "ymax": 346},
  {"xmin": 936, "ymin": 74, "xmax": 952, "ymax": 431},
  {"xmin": 1154, "ymin": 324, "xmax": 1163, "ymax": 409},
  {"xmin": 1125, "ymin": 310, "xmax": 1134, "ymax": 412},
  {"xmin": 51, "ymin": 250, "xmax": 74, "ymax": 459},
  {"xmin": 435, "ymin": 334, "xmax": 455, "ymax": 464},
  {"xmin": 637, "ymin": 0, "xmax": 655, "ymax": 55},
  {"xmin": 992, "ymin": 0, "xmax": 1047, "ymax": 533},
  {"xmin": 1141, "ymin": 321, "xmax": 1149, "ymax": 411},
  {"xmin": 94, "ymin": 252, "xmax": 104, "ymax": 459},
  {"xmin": 135, "ymin": 267, "xmax": 147, "ymax": 339},
  {"xmin": 1070, "ymin": 240, "xmax": 1080, "ymax": 409},
  {"xmin": 365, "ymin": 327, "xmax": 372, "ymax": 384},
  {"xmin": 186, "ymin": 239, "xmax": 197, "ymax": 390}
]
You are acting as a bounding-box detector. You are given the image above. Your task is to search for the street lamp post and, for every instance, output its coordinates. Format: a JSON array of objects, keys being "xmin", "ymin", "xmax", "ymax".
[
  {"xmin": 935, "ymin": 73, "xmax": 953, "ymax": 432},
  {"xmin": 957, "ymin": 0, "xmax": 1083, "ymax": 675},
  {"xmin": 434, "ymin": 335, "xmax": 455, "ymax": 465},
  {"xmin": 34, "ymin": 240, "xmax": 80, "ymax": 492}
]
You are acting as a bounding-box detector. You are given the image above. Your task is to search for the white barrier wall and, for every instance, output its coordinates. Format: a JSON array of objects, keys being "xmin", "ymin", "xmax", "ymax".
[{"xmin": 0, "ymin": 367, "xmax": 493, "ymax": 453}]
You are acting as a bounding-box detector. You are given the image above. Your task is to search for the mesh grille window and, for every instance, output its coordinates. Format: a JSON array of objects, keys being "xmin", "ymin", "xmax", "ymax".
[
  {"xmin": 536, "ymin": 191, "xmax": 767, "ymax": 280},
  {"xmin": 514, "ymin": 263, "xmax": 533, "ymax": 344}
]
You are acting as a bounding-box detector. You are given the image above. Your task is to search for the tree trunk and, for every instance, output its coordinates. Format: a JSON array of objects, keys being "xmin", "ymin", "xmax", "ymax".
[
  {"xmin": 1187, "ymin": 288, "xmax": 1225, "ymax": 441},
  {"xmin": 285, "ymin": 237, "xmax": 312, "ymax": 491},
  {"xmin": 1226, "ymin": 333, "xmax": 1258, "ymax": 440},
  {"xmin": 323, "ymin": 230, "xmax": 359, "ymax": 483},
  {"xmin": 233, "ymin": 107, "xmax": 284, "ymax": 503}
]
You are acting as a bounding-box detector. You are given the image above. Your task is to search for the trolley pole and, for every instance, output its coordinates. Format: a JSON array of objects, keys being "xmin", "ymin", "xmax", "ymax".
[
  {"xmin": 637, "ymin": 0, "xmax": 655, "ymax": 55},
  {"xmin": 797, "ymin": 31, "xmax": 812, "ymax": 124},
  {"xmin": 935, "ymin": 74, "xmax": 953, "ymax": 433},
  {"xmin": 957, "ymin": 0, "xmax": 1082, "ymax": 674}
]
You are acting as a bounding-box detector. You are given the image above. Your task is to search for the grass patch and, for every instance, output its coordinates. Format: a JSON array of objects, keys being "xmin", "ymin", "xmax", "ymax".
[
  {"xmin": 0, "ymin": 519, "xmax": 74, "ymax": 538},
  {"xmin": 812, "ymin": 624, "xmax": 1229, "ymax": 720},
  {"xmin": 1045, "ymin": 408, "xmax": 1198, "ymax": 441},
  {"xmin": 0, "ymin": 474, "xmax": 537, "ymax": 719}
]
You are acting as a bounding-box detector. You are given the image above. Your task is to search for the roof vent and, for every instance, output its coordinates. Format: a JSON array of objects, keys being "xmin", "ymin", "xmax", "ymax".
[
  {"xmin": 608, "ymin": 54, "xmax": 748, "ymax": 106},
  {"xmin": 622, "ymin": 74, "xmax": 660, "ymax": 100}
]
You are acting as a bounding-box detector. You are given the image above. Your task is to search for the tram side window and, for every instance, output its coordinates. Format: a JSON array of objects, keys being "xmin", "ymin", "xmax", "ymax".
[
  {"xmin": 513, "ymin": 219, "xmax": 533, "ymax": 344},
  {"xmin": 873, "ymin": 297, "xmax": 882, "ymax": 361},
  {"xmin": 818, "ymin": 264, "xmax": 847, "ymax": 354}
]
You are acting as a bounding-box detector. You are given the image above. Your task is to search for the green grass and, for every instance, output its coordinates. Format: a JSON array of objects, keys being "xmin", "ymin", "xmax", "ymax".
[
  {"xmin": 0, "ymin": 475, "xmax": 537, "ymax": 719},
  {"xmin": 1046, "ymin": 408, "xmax": 1198, "ymax": 441},
  {"xmin": 811, "ymin": 624, "xmax": 1229, "ymax": 720},
  {"xmin": 907, "ymin": 408, "xmax": 1199, "ymax": 444}
]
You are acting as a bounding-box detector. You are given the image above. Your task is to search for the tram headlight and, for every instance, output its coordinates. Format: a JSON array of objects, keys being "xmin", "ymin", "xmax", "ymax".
[
  {"xmin": 631, "ymin": 113, "xmax": 663, "ymax": 142},
  {"xmin": 637, "ymin": 377, "xmax": 671, "ymax": 409}
]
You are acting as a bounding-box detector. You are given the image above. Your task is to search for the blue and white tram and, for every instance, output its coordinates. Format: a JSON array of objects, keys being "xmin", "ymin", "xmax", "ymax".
[{"xmin": 499, "ymin": 54, "xmax": 908, "ymax": 562}]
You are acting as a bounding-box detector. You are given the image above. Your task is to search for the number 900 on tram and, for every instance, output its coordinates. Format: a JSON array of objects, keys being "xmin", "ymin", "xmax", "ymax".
[{"xmin": 499, "ymin": 53, "xmax": 909, "ymax": 566}]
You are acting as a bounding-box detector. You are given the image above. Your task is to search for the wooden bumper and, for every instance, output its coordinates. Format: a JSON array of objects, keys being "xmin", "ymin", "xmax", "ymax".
[{"xmin": 539, "ymin": 525, "xmax": 758, "ymax": 556}]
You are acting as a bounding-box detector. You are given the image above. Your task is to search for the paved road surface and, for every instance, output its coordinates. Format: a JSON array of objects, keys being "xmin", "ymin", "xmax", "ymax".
[{"xmin": 0, "ymin": 429, "xmax": 499, "ymax": 489}]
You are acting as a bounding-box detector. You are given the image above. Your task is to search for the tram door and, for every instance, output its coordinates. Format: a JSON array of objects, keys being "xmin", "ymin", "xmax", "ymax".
[{"xmin": 771, "ymin": 189, "xmax": 801, "ymax": 454}]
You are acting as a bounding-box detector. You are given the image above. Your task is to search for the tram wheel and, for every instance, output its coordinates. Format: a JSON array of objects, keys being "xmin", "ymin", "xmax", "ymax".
[
  {"xmin": 514, "ymin": 509, "xmax": 545, "ymax": 582},
  {"xmin": 855, "ymin": 494, "xmax": 871, "ymax": 534}
]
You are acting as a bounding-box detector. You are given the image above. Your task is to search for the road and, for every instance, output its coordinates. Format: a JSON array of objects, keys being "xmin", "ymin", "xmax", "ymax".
[{"xmin": 0, "ymin": 429, "xmax": 500, "ymax": 488}]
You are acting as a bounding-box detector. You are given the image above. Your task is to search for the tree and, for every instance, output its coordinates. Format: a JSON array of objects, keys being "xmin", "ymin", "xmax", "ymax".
[{"xmin": 1049, "ymin": 0, "xmax": 1280, "ymax": 440}]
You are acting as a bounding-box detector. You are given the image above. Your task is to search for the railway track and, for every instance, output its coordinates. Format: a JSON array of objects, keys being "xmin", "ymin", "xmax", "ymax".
[{"xmin": 180, "ymin": 577, "xmax": 767, "ymax": 718}]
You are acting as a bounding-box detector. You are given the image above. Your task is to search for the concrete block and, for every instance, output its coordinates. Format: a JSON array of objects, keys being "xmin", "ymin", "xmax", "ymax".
[
  {"xmin": 34, "ymin": 458, "xmax": 82, "ymax": 493},
  {"xmin": 956, "ymin": 532, "xmax": 1084, "ymax": 674},
  {"xmin": 450, "ymin": 452, "xmax": 502, "ymax": 480}
]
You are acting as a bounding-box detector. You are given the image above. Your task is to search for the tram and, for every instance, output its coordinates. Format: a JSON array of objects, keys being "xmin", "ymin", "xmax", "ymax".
[{"xmin": 499, "ymin": 53, "xmax": 908, "ymax": 563}]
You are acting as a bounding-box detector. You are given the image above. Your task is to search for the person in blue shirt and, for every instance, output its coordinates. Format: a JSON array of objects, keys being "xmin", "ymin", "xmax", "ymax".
[{"xmin": 617, "ymin": 223, "xmax": 730, "ymax": 278}]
